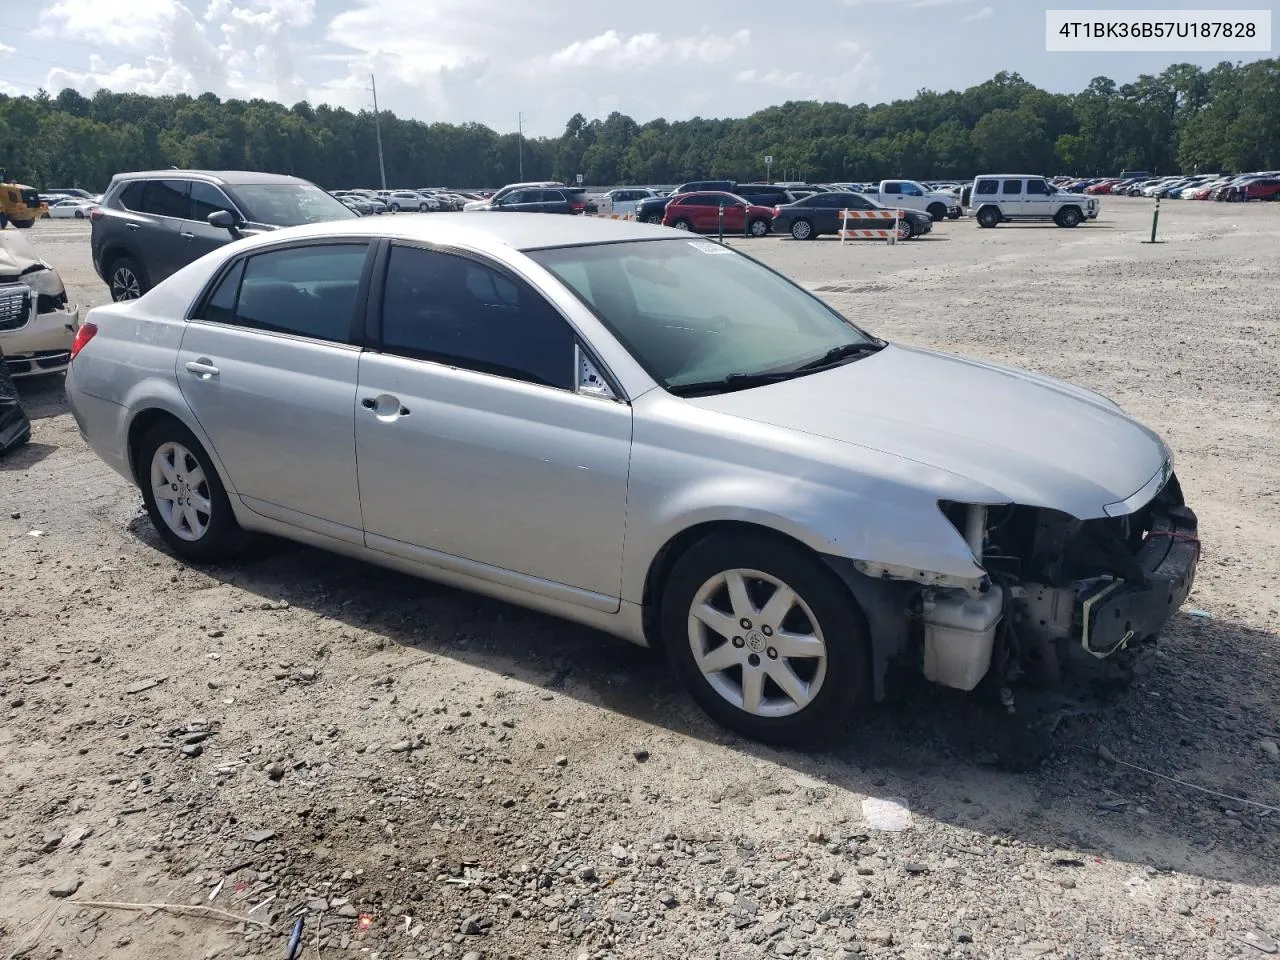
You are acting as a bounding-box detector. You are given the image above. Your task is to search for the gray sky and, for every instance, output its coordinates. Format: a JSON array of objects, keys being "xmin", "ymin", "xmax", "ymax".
[{"xmin": 2, "ymin": 0, "xmax": 1272, "ymax": 136}]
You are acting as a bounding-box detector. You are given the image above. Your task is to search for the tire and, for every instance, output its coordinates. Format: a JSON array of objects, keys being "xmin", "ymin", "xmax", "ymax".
[
  {"xmin": 947, "ymin": 208, "xmax": 961, "ymax": 219},
  {"xmin": 976, "ymin": 206, "xmax": 1000, "ymax": 228},
  {"xmin": 790, "ymin": 218, "xmax": 814, "ymax": 241},
  {"xmin": 1055, "ymin": 206, "xmax": 1082, "ymax": 228},
  {"xmin": 389, "ymin": 203, "xmax": 401, "ymax": 213},
  {"xmin": 418, "ymin": 203, "xmax": 429, "ymax": 212},
  {"xmin": 136, "ymin": 419, "xmax": 247, "ymax": 564},
  {"xmin": 672, "ymin": 218, "xmax": 692, "ymax": 231},
  {"xmin": 107, "ymin": 256, "xmax": 148, "ymax": 302},
  {"xmin": 748, "ymin": 218, "xmax": 770, "ymax": 238},
  {"xmin": 74, "ymin": 209, "xmax": 85, "ymax": 219},
  {"xmin": 643, "ymin": 214, "xmax": 663, "ymax": 224},
  {"xmin": 926, "ymin": 202, "xmax": 946, "ymax": 221},
  {"xmin": 12, "ymin": 219, "xmax": 34, "ymax": 229},
  {"xmin": 897, "ymin": 218, "xmax": 915, "ymax": 241},
  {"xmin": 660, "ymin": 532, "xmax": 870, "ymax": 747}
]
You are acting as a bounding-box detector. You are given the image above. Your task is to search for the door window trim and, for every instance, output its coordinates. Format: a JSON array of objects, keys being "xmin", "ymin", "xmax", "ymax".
[
  {"xmin": 368, "ymin": 239, "xmax": 629, "ymax": 402},
  {"xmin": 185, "ymin": 236, "xmax": 377, "ymax": 349},
  {"xmin": 184, "ymin": 179, "xmax": 245, "ymax": 223}
]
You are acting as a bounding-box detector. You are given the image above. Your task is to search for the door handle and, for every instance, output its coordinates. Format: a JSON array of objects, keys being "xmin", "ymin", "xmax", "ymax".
[
  {"xmin": 126, "ymin": 223, "xmax": 140, "ymax": 231},
  {"xmin": 362, "ymin": 395, "xmax": 410, "ymax": 417},
  {"xmin": 180, "ymin": 231, "xmax": 194, "ymax": 240},
  {"xmin": 185, "ymin": 359, "xmax": 220, "ymax": 378}
]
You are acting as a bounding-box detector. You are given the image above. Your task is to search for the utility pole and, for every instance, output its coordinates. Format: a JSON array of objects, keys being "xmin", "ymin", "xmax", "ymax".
[
  {"xmin": 369, "ymin": 73, "xmax": 387, "ymax": 190},
  {"xmin": 517, "ymin": 112, "xmax": 524, "ymax": 181}
]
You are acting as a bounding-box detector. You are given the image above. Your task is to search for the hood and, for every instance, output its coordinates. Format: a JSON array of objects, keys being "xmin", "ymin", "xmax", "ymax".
[
  {"xmin": 686, "ymin": 344, "xmax": 1168, "ymax": 520},
  {"xmin": 0, "ymin": 230, "xmax": 44, "ymax": 279}
]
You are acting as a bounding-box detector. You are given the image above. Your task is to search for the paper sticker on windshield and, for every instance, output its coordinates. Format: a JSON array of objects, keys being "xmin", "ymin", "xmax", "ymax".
[{"xmin": 687, "ymin": 240, "xmax": 733, "ymax": 254}]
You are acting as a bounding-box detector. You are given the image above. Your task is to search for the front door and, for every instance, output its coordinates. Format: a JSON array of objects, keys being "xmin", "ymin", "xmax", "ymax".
[
  {"xmin": 1022, "ymin": 178, "xmax": 1054, "ymax": 219},
  {"xmin": 178, "ymin": 180, "xmax": 242, "ymax": 267},
  {"xmin": 717, "ymin": 195, "xmax": 746, "ymax": 231},
  {"xmin": 354, "ymin": 243, "xmax": 632, "ymax": 606},
  {"xmin": 176, "ymin": 241, "xmax": 371, "ymax": 543}
]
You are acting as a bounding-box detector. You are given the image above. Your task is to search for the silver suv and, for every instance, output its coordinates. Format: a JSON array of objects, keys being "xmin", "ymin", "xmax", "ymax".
[
  {"xmin": 970, "ymin": 174, "xmax": 1098, "ymax": 228},
  {"xmin": 91, "ymin": 170, "xmax": 356, "ymax": 301}
]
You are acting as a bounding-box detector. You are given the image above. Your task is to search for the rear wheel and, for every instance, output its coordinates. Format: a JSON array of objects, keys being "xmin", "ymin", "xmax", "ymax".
[
  {"xmin": 108, "ymin": 256, "xmax": 148, "ymax": 301},
  {"xmin": 927, "ymin": 202, "xmax": 946, "ymax": 221},
  {"xmin": 661, "ymin": 533, "xmax": 870, "ymax": 747},
  {"xmin": 976, "ymin": 206, "xmax": 1001, "ymax": 228},
  {"xmin": 12, "ymin": 219, "xmax": 34, "ymax": 229},
  {"xmin": 137, "ymin": 420, "xmax": 247, "ymax": 563}
]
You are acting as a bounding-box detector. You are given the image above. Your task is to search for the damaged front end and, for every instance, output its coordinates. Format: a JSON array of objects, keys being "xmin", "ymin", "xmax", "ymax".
[{"xmin": 924, "ymin": 469, "xmax": 1199, "ymax": 693}]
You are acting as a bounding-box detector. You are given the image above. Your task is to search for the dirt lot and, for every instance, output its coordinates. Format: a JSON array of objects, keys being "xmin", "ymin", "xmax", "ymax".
[{"xmin": 2, "ymin": 197, "xmax": 1279, "ymax": 960}]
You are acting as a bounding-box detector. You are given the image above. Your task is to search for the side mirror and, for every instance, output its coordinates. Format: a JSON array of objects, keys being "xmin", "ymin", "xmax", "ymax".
[{"xmin": 208, "ymin": 210, "xmax": 240, "ymax": 236}]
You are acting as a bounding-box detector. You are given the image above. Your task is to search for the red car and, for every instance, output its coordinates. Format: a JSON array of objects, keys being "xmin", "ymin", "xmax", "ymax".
[
  {"xmin": 1235, "ymin": 178, "xmax": 1280, "ymax": 201},
  {"xmin": 662, "ymin": 191, "xmax": 774, "ymax": 237},
  {"xmin": 1084, "ymin": 179, "xmax": 1121, "ymax": 195}
]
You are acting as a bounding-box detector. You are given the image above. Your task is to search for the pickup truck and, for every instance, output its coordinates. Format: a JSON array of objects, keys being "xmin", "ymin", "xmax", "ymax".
[
  {"xmin": 591, "ymin": 188, "xmax": 658, "ymax": 218},
  {"xmin": 874, "ymin": 180, "xmax": 961, "ymax": 220}
]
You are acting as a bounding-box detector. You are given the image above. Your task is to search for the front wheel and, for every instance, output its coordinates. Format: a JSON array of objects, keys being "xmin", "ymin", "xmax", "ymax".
[
  {"xmin": 927, "ymin": 203, "xmax": 946, "ymax": 221},
  {"xmin": 661, "ymin": 533, "xmax": 870, "ymax": 747},
  {"xmin": 1055, "ymin": 206, "xmax": 1082, "ymax": 227},
  {"xmin": 137, "ymin": 420, "xmax": 247, "ymax": 563},
  {"xmin": 748, "ymin": 218, "xmax": 770, "ymax": 238},
  {"xmin": 790, "ymin": 218, "xmax": 814, "ymax": 241},
  {"xmin": 671, "ymin": 218, "xmax": 692, "ymax": 231},
  {"xmin": 12, "ymin": 219, "xmax": 34, "ymax": 229},
  {"xmin": 897, "ymin": 218, "xmax": 915, "ymax": 240},
  {"xmin": 74, "ymin": 209, "xmax": 85, "ymax": 219},
  {"xmin": 947, "ymin": 208, "xmax": 961, "ymax": 219},
  {"xmin": 418, "ymin": 203, "xmax": 429, "ymax": 212}
]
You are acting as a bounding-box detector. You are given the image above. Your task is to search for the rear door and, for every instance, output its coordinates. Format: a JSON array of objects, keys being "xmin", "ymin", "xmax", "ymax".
[
  {"xmin": 354, "ymin": 242, "xmax": 632, "ymax": 604},
  {"xmin": 999, "ymin": 178, "xmax": 1025, "ymax": 217},
  {"xmin": 119, "ymin": 179, "xmax": 189, "ymax": 285},
  {"xmin": 176, "ymin": 240, "xmax": 372, "ymax": 543}
]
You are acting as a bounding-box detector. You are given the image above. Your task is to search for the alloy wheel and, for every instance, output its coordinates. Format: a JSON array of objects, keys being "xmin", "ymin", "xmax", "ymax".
[
  {"xmin": 110, "ymin": 266, "xmax": 141, "ymax": 301},
  {"xmin": 687, "ymin": 568, "xmax": 828, "ymax": 718},
  {"xmin": 150, "ymin": 441, "xmax": 213, "ymax": 542}
]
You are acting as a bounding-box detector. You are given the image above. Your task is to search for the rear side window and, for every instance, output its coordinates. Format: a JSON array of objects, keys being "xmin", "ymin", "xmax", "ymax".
[
  {"xmin": 140, "ymin": 180, "xmax": 188, "ymax": 218},
  {"xmin": 379, "ymin": 245, "xmax": 575, "ymax": 389},
  {"xmin": 213, "ymin": 244, "xmax": 368, "ymax": 343},
  {"xmin": 882, "ymin": 182, "xmax": 903, "ymax": 193},
  {"xmin": 975, "ymin": 180, "xmax": 998, "ymax": 195},
  {"xmin": 1001, "ymin": 180, "xmax": 1022, "ymax": 195}
]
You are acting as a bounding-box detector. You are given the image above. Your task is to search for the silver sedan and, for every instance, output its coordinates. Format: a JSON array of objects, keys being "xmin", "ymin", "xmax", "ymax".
[{"xmin": 65, "ymin": 214, "xmax": 1199, "ymax": 745}]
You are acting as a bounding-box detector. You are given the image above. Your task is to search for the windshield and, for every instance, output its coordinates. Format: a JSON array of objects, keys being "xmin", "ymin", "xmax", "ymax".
[
  {"xmin": 530, "ymin": 238, "xmax": 877, "ymax": 391},
  {"xmin": 228, "ymin": 183, "xmax": 356, "ymax": 226}
]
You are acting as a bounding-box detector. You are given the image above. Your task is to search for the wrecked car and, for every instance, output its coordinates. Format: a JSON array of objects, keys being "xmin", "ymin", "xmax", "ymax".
[
  {"xmin": 65, "ymin": 216, "xmax": 1198, "ymax": 745},
  {"xmin": 0, "ymin": 227, "xmax": 81, "ymax": 377}
]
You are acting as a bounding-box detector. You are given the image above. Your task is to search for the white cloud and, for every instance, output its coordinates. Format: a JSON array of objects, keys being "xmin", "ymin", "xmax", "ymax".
[
  {"xmin": 0, "ymin": 42, "xmax": 15, "ymax": 55},
  {"xmin": 964, "ymin": 5, "xmax": 993, "ymax": 20},
  {"xmin": 735, "ymin": 40, "xmax": 874, "ymax": 101},
  {"xmin": 539, "ymin": 29, "xmax": 750, "ymax": 73}
]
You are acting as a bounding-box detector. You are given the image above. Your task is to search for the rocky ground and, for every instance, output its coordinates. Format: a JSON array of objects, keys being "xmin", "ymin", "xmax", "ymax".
[{"xmin": 1, "ymin": 197, "xmax": 1278, "ymax": 960}]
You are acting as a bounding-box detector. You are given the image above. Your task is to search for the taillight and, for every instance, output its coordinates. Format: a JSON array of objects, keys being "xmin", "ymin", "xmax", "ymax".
[
  {"xmin": 70, "ymin": 321, "xmax": 97, "ymax": 361},
  {"xmin": 89, "ymin": 207, "xmax": 104, "ymax": 222},
  {"xmin": 773, "ymin": 206, "xmax": 781, "ymax": 215}
]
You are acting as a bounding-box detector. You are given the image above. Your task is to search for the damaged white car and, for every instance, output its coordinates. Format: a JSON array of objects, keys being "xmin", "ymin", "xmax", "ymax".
[
  {"xmin": 0, "ymin": 229, "xmax": 81, "ymax": 377},
  {"xmin": 65, "ymin": 217, "xmax": 1198, "ymax": 746}
]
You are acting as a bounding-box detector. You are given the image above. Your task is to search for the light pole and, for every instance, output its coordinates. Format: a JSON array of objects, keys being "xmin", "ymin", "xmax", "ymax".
[
  {"xmin": 764, "ymin": 154, "xmax": 773, "ymax": 183},
  {"xmin": 369, "ymin": 73, "xmax": 387, "ymax": 191},
  {"xmin": 517, "ymin": 112, "xmax": 524, "ymax": 181}
]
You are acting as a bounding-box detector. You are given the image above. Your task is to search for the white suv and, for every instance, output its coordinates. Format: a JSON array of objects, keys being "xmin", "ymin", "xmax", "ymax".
[{"xmin": 970, "ymin": 174, "xmax": 1098, "ymax": 228}]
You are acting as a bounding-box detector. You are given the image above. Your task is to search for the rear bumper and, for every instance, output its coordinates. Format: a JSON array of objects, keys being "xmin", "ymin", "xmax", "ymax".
[{"xmin": 1080, "ymin": 502, "xmax": 1199, "ymax": 657}]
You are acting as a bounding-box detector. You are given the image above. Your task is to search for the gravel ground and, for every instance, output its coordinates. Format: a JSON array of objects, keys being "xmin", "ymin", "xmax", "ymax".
[{"xmin": 1, "ymin": 197, "xmax": 1278, "ymax": 960}]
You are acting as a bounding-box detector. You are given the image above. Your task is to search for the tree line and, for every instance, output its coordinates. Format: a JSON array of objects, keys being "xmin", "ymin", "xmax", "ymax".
[{"xmin": 1, "ymin": 59, "xmax": 1277, "ymax": 192}]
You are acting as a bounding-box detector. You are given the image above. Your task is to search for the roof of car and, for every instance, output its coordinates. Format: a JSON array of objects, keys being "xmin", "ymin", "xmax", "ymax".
[
  {"xmin": 111, "ymin": 170, "xmax": 311, "ymax": 186},
  {"xmin": 222, "ymin": 211, "xmax": 678, "ymax": 253},
  {"xmin": 974, "ymin": 174, "xmax": 1047, "ymax": 178}
]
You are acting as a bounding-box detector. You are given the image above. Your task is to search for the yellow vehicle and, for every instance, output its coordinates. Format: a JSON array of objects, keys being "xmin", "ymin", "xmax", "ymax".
[{"xmin": 0, "ymin": 169, "xmax": 47, "ymax": 229}]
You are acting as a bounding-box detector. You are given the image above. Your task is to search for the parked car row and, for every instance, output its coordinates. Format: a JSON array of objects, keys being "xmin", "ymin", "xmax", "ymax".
[
  {"xmin": 1053, "ymin": 172, "xmax": 1280, "ymax": 201},
  {"xmin": 331, "ymin": 187, "xmax": 485, "ymax": 215}
]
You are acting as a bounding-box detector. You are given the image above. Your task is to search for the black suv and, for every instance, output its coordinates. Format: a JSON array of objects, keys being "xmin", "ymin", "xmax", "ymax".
[
  {"xmin": 91, "ymin": 170, "xmax": 356, "ymax": 301},
  {"xmin": 480, "ymin": 186, "xmax": 594, "ymax": 214}
]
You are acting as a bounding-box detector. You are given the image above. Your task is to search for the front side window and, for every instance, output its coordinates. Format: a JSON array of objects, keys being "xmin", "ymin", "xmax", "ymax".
[
  {"xmin": 1001, "ymin": 180, "xmax": 1023, "ymax": 195},
  {"xmin": 380, "ymin": 245, "xmax": 575, "ymax": 390},
  {"xmin": 975, "ymin": 179, "xmax": 998, "ymax": 195},
  {"xmin": 189, "ymin": 181, "xmax": 239, "ymax": 221},
  {"xmin": 1025, "ymin": 179, "xmax": 1048, "ymax": 195},
  {"xmin": 224, "ymin": 182, "xmax": 356, "ymax": 226},
  {"xmin": 531, "ymin": 239, "xmax": 877, "ymax": 392},
  {"xmin": 901, "ymin": 182, "xmax": 924, "ymax": 196},
  {"xmin": 214, "ymin": 243, "xmax": 368, "ymax": 342}
]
